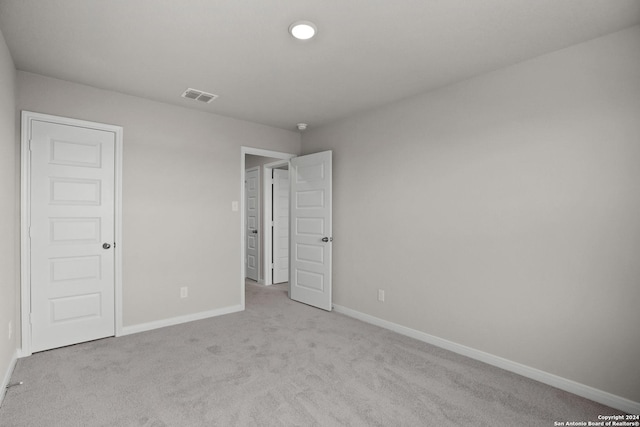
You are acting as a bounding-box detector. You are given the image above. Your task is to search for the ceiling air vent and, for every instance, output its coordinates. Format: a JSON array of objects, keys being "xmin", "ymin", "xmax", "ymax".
[{"xmin": 181, "ymin": 88, "xmax": 218, "ymax": 104}]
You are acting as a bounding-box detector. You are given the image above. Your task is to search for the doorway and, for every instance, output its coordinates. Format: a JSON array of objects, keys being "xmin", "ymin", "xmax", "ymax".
[
  {"xmin": 240, "ymin": 148, "xmax": 295, "ymax": 308},
  {"xmin": 240, "ymin": 147, "xmax": 333, "ymax": 312}
]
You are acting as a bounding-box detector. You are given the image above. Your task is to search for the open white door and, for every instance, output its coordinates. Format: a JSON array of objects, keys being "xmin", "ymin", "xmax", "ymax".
[
  {"xmin": 289, "ymin": 151, "xmax": 332, "ymax": 311},
  {"xmin": 272, "ymin": 168, "xmax": 289, "ymax": 284}
]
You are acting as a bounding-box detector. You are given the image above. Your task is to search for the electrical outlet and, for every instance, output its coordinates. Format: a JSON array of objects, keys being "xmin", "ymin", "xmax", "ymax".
[
  {"xmin": 180, "ymin": 287, "xmax": 188, "ymax": 298},
  {"xmin": 8, "ymin": 320, "xmax": 12, "ymax": 340},
  {"xmin": 377, "ymin": 289, "xmax": 385, "ymax": 302}
]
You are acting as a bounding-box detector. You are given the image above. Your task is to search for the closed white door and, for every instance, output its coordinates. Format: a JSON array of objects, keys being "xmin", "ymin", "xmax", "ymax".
[
  {"xmin": 272, "ymin": 168, "xmax": 289, "ymax": 284},
  {"xmin": 245, "ymin": 167, "xmax": 260, "ymax": 281},
  {"xmin": 289, "ymin": 151, "xmax": 332, "ymax": 311},
  {"xmin": 30, "ymin": 120, "xmax": 116, "ymax": 352}
]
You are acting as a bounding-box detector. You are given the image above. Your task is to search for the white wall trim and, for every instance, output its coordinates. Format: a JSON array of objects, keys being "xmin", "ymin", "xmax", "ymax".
[
  {"xmin": 20, "ymin": 111, "xmax": 124, "ymax": 356},
  {"xmin": 333, "ymin": 304, "xmax": 640, "ymax": 414},
  {"xmin": 240, "ymin": 147, "xmax": 295, "ymax": 309},
  {"xmin": 119, "ymin": 305, "xmax": 243, "ymax": 336},
  {"xmin": 0, "ymin": 350, "xmax": 19, "ymax": 407}
]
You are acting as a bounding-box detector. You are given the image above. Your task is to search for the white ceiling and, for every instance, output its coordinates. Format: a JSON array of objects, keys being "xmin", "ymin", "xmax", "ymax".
[{"xmin": 1, "ymin": 0, "xmax": 639, "ymax": 130}]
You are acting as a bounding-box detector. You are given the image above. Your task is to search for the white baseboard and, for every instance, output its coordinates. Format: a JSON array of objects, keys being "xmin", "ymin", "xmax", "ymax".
[
  {"xmin": 332, "ymin": 304, "xmax": 639, "ymax": 414},
  {"xmin": 0, "ymin": 350, "xmax": 19, "ymax": 407},
  {"xmin": 119, "ymin": 304, "xmax": 243, "ymax": 337}
]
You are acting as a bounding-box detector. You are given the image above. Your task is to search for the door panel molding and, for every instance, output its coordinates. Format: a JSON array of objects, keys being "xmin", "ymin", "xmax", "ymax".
[{"xmin": 21, "ymin": 111, "xmax": 123, "ymax": 356}]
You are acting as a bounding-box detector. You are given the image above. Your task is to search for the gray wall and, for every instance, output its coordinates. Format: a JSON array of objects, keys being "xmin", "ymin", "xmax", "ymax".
[
  {"xmin": 302, "ymin": 26, "xmax": 640, "ymax": 402},
  {"xmin": 17, "ymin": 72, "xmax": 301, "ymax": 329},
  {"xmin": 0, "ymin": 26, "xmax": 17, "ymax": 394}
]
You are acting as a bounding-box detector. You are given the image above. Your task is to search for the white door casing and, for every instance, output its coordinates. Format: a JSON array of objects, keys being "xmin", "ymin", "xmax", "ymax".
[
  {"xmin": 289, "ymin": 151, "xmax": 332, "ymax": 311},
  {"xmin": 245, "ymin": 167, "xmax": 260, "ymax": 281},
  {"xmin": 27, "ymin": 118, "xmax": 117, "ymax": 353},
  {"xmin": 273, "ymin": 168, "xmax": 289, "ymax": 284}
]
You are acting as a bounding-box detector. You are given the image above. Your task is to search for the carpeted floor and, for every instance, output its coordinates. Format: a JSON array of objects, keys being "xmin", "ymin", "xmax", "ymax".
[{"xmin": 0, "ymin": 281, "xmax": 624, "ymax": 426}]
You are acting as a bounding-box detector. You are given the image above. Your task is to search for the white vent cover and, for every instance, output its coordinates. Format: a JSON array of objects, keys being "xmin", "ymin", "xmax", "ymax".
[{"xmin": 181, "ymin": 88, "xmax": 218, "ymax": 104}]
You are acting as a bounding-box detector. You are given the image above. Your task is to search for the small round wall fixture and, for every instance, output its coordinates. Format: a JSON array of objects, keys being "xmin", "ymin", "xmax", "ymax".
[
  {"xmin": 289, "ymin": 21, "xmax": 317, "ymax": 40},
  {"xmin": 297, "ymin": 123, "xmax": 308, "ymax": 131}
]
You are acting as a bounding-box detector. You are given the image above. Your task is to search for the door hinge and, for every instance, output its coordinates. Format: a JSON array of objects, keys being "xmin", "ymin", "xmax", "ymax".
[
  {"xmin": 271, "ymin": 263, "xmax": 274, "ymax": 270},
  {"xmin": 271, "ymin": 221, "xmax": 274, "ymax": 227}
]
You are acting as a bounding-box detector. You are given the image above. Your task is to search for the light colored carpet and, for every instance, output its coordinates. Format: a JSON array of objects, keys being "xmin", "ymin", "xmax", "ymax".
[{"xmin": 0, "ymin": 282, "xmax": 623, "ymax": 426}]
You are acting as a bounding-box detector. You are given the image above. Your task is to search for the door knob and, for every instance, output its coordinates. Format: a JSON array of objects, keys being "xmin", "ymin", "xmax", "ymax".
[
  {"xmin": 102, "ymin": 243, "xmax": 111, "ymax": 249},
  {"xmin": 321, "ymin": 237, "xmax": 333, "ymax": 242},
  {"xmin": 251, "ymin": 230, "xmax": 258, "ymax": 234}
]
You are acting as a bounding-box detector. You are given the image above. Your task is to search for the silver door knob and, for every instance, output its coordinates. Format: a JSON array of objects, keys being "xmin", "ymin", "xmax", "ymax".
[
  {"xmin": 321, "ymin": 237, "xmax": 333, "ymax": 242},
  {"xmin": 102, "ymin": 243, "xmax": 111, "ymax": 249}
]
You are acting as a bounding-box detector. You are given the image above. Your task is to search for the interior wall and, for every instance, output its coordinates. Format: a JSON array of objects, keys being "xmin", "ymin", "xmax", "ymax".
[
  {"xmin": 16, "ymin": 72, "xmax": 301, "ymax": 329},
  {"xmin": 245, "ymin": 155, "xmax": 282, "ymax": 282},
  {"xmin": 302, "ymin": 25, "xmax": 640, "ymax": 402},
  {"xmin": 0, "ymin": 26, "xmax": 17, "ymax": 394}
]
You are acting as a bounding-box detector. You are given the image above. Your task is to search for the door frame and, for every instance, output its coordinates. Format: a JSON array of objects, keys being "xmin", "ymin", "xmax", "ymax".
[
  {"xmin": 20, "ymin": 111, "xmax": 124, "ymax": 357},
  {"xmin": 262, "ymin": 159, "xmax": 289, "ymax": 286},
  {"xmin": 240, "ymin": 147, "xmax": 295, "ymax": 308}
]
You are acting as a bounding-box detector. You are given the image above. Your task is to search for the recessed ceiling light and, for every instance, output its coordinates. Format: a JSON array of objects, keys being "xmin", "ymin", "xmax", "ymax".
[{"xmin": 289, "ymin": 21, "xmax": 317, "ymax": 40}]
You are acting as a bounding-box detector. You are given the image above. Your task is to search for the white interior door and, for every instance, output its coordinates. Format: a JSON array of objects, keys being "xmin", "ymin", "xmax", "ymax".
[
  {"xmin": 272, "ymin": 168, "xmax": 289, "ymax": 284},
  {"xmin": 29, "ymin": 119, "xmax": 116, "ymax": 352},
  {"xmin": 289, "ymin": 151, "xmax": 332, "ymax": 311},
  {"xmin": 245, "ymin": 167, "xmax": 260, "ymax": 281}
]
